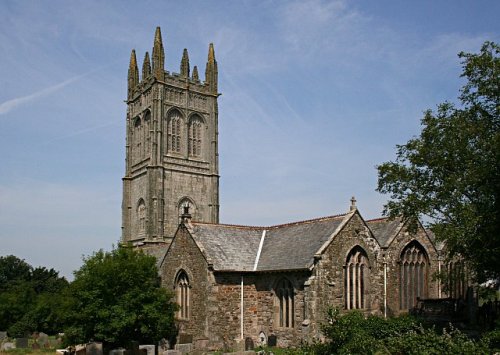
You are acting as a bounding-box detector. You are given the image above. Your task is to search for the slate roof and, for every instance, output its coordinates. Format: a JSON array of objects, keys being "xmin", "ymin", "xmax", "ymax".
[
  {"xmin": 189, "ymin": 223, "xmax": 263, "ymax": 271},
  {"xmin": 188, "ymin": 213, "xmax": 349, "ymax": 272},
  {"xmin": 257, "ymin": 215, "xmax": 346, "ymax": 271},
  {"xmin": 366, "ymin": 217, "xmax": 402, "ymax": 247}
]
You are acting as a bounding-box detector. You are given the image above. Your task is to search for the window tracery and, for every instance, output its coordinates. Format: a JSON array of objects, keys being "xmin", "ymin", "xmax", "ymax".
[
  {"xmin": 176, "ymin": 270, "xmax": 190, "ymax": 319},
  {"xmin": 345, "ymin": 246, "xmax": 369, "ymax": 310},
  {"xmin": 137, "ymin": 199, "xmax": 146, "ymax": 236},
  {"xmin": 167, "ymin": 111, "xmax": 182, "ymax": 153},
  {"xmin": 400, "ymin": 241, "xmax": 428, "ymax": 310},
  {"xmin": 188, "ymin": 116, "xmax": 202, "ymax": 157},
  {"xmin": 275, "ymin": 278, "xmax": 294, "ymax": 328}
]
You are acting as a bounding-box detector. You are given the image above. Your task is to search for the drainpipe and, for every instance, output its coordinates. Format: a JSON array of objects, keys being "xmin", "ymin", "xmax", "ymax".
[
  {"xmin": 438, "ymin": 257, "xmax": 442, "ymax": 298},
  {"xmin": 383, "ymin": 260, "xmax": 387, "ymax": 319},
  {"xmin": 241, "ymin": 276, "xmax": 244, "ymax": 340}
]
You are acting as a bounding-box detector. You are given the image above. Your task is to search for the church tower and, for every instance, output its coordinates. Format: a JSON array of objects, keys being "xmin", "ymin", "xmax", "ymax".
[{"xmin": 122, "ymin": 27, "xmax": 220, "ymax": 244}]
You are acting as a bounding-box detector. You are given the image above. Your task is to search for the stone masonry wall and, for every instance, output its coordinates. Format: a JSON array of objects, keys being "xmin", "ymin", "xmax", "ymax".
[{"xmin": 161, "ymin": 225, "xmax": 210, "ymax": 343}]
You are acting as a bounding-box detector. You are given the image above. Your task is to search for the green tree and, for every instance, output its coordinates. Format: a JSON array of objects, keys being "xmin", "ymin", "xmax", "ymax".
[
  {"xmin": 63, "ymin": 246, "xmax": 176, "ymax": 348},
  {"xmin": 0, "ymin": 255, "xmax": 69, "ymax": 336},
  {"xmin": 377, "ymin": 42, "xmax": 500, "ymax": 282}
]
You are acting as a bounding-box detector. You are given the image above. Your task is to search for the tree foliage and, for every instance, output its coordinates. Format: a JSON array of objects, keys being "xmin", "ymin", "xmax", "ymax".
[
  {"xmin": 0, "ymin": 255, "xmax": 69, "ymax": 336},
  {"xmin": 62, "ymin": 246, "xmax": 176, "ymax": 348},
  {"xmin": 377, "ymin": 42, "xmax": 500, "ymax": 281}
]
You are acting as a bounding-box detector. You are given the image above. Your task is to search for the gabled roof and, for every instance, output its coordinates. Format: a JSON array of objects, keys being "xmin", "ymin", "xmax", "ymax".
[
  {"xmin": 257, "ymin": 214, "xmax": 347, "ymax": 271},
  {"xmin": 366, "ymin": 217, "xmax": 403, "ymax": 247},
  {"xmin": 186, "ymin": 213, "xmax": 350, "ymax": 272}
]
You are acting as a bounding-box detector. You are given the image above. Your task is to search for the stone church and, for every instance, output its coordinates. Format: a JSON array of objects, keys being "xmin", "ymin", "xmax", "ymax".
[{"xmin": 122, "ymin": 28, "xmax": 462, "ymax": 350}]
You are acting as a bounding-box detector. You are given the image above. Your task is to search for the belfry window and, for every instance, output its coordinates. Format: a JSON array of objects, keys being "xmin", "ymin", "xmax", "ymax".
[
  {"xmin": 400, "ymin": 241, "xmax": 428, "ymax": 310},
  {"xmin": 188, "ymin": 116, "xmax": 202, "ymax": 157},
  {"xmin": 176, "ymin": 270, "xmax": 190, "ymax": 319},
  {"xmin": 144, "ymin": 111, "xmax": 151, "ymax": 157},
  {"xmin": 345, "ymin": 246, "xmax": 369, "ymax": 310},
  {"xmin": 133, "ymin": 117, "xmax": 142, "ymax": 163},
  {"xmin": 276, "ymin": 278, "xmax": 294, "ymax": 328},
  {"xmin": 168, "ymin": 111, "xmax": 182, "ymax": 153}
]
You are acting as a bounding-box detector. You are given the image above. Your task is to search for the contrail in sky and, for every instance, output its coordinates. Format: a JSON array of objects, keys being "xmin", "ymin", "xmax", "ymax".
[{"xmin": 0, "ymin": 72, "xmax": 90, "ymax": 116}]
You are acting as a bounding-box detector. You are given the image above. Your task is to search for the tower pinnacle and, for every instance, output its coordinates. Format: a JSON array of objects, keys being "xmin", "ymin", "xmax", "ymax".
[
  {"xmin": 205, "ymin": 43, "xmax": 218, "ymax": 93},
  {"xmin": 152, "ymin": 26, "xmax": 165, "ymax": 80},
  {"xmin": 180, "ymin": 48, "xmax": 190, "ymax": 78},
  {"xmin": 128, "ymin": 49, "xmax": 139, "ymax": 95},
  {"xmin": 142, "ymin": 52, "xmax": 151, "ymax": 80}
]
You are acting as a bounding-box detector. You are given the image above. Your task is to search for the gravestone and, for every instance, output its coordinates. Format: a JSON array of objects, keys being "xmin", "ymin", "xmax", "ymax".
[
  {"xmin": 0, "ymin": 331, "xmax": 7, "ymax": 340},
  {"xmin": 177, "ymin": 333, "xmax": 192, "ymax": 344},
  {"xmin": 258, "ymin": 331, "xmax": 267, "ymax": 346},
  {"xmin": 174, "ymin": 343, "xmax": 192, "ymax": 354},
  {"xmin": 32, "ymin": 341, "xmax": 41, "ymax": 350},
  {"xmin": 16, "ymin": 337, "xmax": 29, "ymax": 348},
  {"xmin": 267, "ymin": 334, "xmax": 277, "ymax": 347},
  {"xmin": 139, "ymin": 344, "xmax": 155, "ymax": 355},
  {"xmin": 86, "ymin": 341, "xmax": 103, "ymax": 355},
  {"xmin": 109, "ymin": 348, "xmax": 126, "ymax": 355},
  {"xmin": 1, "ymin": 342, "xmax": 15, "ymax": 351},
  {"xmin": 245, "ymin": 337, "xmax": 254, "ymax": 350},
  {"xmin": 38, "ymin": 332, "xmax": 49, "ymax": 347}
]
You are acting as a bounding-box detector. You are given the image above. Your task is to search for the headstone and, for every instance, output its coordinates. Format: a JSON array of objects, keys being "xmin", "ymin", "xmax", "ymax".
[
  {"xmin": 1, "ymin": 342, "xmax": 15, "ymax": 351},
  {"xmin": 267, "ymin": 334, "xmax": 277, "ymax": 347},
  {"xmin": 165, "ymin": 351, "xmax": 181, "ymax": 355},
  {"xmin": 177, "ymin": 333, "xmax": 192, "ymax": 344},
  {"xmin": 110, "ymin": 348, "xmax": 127, "ymax": 355},
  {"xmin": 86, "ymin": 342, "xmax": 103, "ymax": 355},
  {"xmin": 245, "ymin": 337, "xmax": 254, "ymax": 350},
  {"xmin": 158, "ymin": 338, "xmax": 169, "ymax": 352},
  {"xmin": 139, "ymin": 344, "xmax": 155, "ymax": 355},
  {"xmin": 174, "ymin": 343, "xmax": 192, "ymax": 354},
  {"xmin": 0, "ymin": 331, "xmax": 7, "ymax": 341},
  {"xmin": 16, "ymin": 337, "xmax": 29, "ymax": 348},
  {"xmin": 258, "ymin": 331, "xmax": 267, "ymax": 346},
  {"xmin": 38, "ymin": 332, "xmax": 49, "ymax": 347},
  {"xmin": 32, "ymin": 341, "xmax": 41, "ymax": 350}
]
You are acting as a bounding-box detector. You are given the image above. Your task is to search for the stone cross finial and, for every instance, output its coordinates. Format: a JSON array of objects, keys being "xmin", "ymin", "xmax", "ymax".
[{"xmin": 350, "ymin": 196, "xmax": 357, "ymax": 211}]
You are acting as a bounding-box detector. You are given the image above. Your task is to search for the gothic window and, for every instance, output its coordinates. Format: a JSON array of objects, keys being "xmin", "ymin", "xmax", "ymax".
[
  {"xmin": 275, "ymin": 278, "xmax": 294, "ymax": 328},
  {"xmin": 167, "ymin": 110, "xmax": 182, "ymax": 154},
  {"xmin": 144, "ymin": 111, "xmax": 151, "ymax": 157},
  {"xmin": 188, "ymin": 116, "xmax": 203, "ymax": 157},
  {"xmin": 345, "ymin": 246, "xmax": 369, "ymax": 310},
  {"xmin": 178, "ymin": 197, "xmax": 195, "ymax": 221},
  {"xmin": 176, "ymin": 270, "xmax": 190, "ymax": 319},
  {"xmin": 400, "ymin": 241, "xmax": 428, "ymax": 310},
  {"xmin": 133, "ymin": 117, "xmax": 142, "ymax": 163},
  {"xmin": 447, "ymin": 260, "xmax": 467, "ymax": 299},
  {"xmin": 137, "ymin": 199, "xmax": 146, "ymax": 236}
]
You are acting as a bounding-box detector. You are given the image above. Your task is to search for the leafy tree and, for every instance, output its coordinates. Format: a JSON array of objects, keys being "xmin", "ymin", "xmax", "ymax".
[
  {"xmin": 0, "ymin": 255, "xmax": 69, "ymax": 336},
  {"xmin": 62, "ymin": 246, "xmax": 176, "ymax": 348},
  {"xmin": 377, "ymin": 42, "xmax": 499, "ymax": 281}
]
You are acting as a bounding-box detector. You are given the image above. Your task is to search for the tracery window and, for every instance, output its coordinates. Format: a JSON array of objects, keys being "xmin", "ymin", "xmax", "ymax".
[
  {"xmin": 176, "ymin": 270, "xmax": 190, "ymax": 319},
  {"xmin": 447, "ymin": 260, "xmax": 467, "ymax": 299},
  {"xmin": 188, "ymin": 116, "xmax": 202, "ymax": 157},
  {"xmin": 400, "ymin": 241, "xmax": 428, "ymax": 310},
  {"xmin": 275, "ymin": 278, "xmax": 294, "ymax": 328},
  {"xmin": 345, "ymin": 246, "xmax": 369, "ymax": 310},
  {"xmin": 167, "ymin": 111, "xmax": 182, "ymax": 153},
  {"xmin": 137, "ymin": 199, "xmax": 146, "ymax": 236}
]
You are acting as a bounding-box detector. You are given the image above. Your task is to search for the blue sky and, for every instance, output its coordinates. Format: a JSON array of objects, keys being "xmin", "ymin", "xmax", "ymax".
[{"xmin": 0, "ymin": 0, "xmax": 498, "ymax": 279}]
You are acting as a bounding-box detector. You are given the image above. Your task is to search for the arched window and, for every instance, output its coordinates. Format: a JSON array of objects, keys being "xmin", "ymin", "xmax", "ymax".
[
  {"xmin": 175, "ymin": 270, "xmax": 190, "ymax": 319},
  {"xmin": 345, "ymin": 246, "xmax": 369, "ymax": 310},
  {"xmin": 167, "ymin": 110, "xmax": 182, "ymax": 153},
  {"xmin": 178, "ymin": 197, "xmax": 196, "ymax": 222},
  {"xmin": 133, "ymin": 117, "xmax": 142, "ymax": 163},
  {"xmin": 144, "ymin": 111, "xmax": 151, "ymax": 157},
  {"xmin": 447, "ymin": 260, "xmax": 467, "ymax": 299},
  {"xmin": 188, "ymin": 116, "xmax": 203, "ymax": 157},
  {"xmin": 275, "ymin": 278, "xmax": 294, "ymax": 328},
  {"xmin": 137, "ymin": 199, "xmax": 146, "ymax": 236},
  {"xmin": 400, "ymin": 241, "xmax": 428, "ymax": 310}
]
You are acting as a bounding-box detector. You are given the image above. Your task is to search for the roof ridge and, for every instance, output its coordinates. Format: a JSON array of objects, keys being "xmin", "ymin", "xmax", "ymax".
[
  {"xmin": 366, "ymin": 217, "xmax": 389, "ymax": 223},
  {"xmin": 268, "ymin": 213, "xmax": 348, "ymax": 229},
  {"xmin": 192, "ymin": 213, "xmax": 348, "ymax": 230}
]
